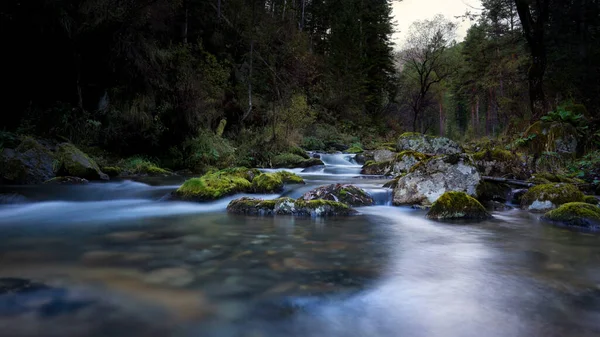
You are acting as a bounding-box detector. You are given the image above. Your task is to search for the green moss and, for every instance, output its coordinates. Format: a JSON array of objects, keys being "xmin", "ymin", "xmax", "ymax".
[
  {"xmin": 295, "ymin": 199, "xmax": 351, "ymax": 210},
  {"xmin": 521, "ymin": 183, "xmax": 584, "ymax": 208},
  {"xmin": 346, "ymin": 146, "xmax": 364, "ymax": 154},
  {"xmin": 272, "ymin": 153, "xmax": 306, "ymax": 168},
  {"xmin": 529, "ymin": 172, "xmax": 584, "ymax": 185},
  {"xmin": 219, "ymin": 167, "xmax": 261, "ymax": 181},
  {"xmin": 426, "ymin": 191, "xmax": 491, "ymax": 220},
  {"xmin": 101, "ymin": 166, "xmax": 122, "ymax": 178},
  {"xmin": 56, "ymin": 143, "xmax": 104, "ymax": 179},
  {"xmin": 542, "ymin": 202, "xmax": 600, "ymax": 228},
  {"xmin": 399, "ymin": 132, "xmax": 422, "ymax": 138},
  {"xmin": 175, "ymin": 171, "xmax": 252, "ymax": 201},
  {"xmin": 274, "ymin": 171, "xmax": 305, "ymax": 184},
  {"xmin": 361, "ymin": 160, "xmax": 392, "ymax": 175},
  {"xmin": 16, "ymin": 137, "xmax": 49, "ymax": 154},
  {"xmin": 584, "ymin": 195, "xmax": 599, "ymax": 205},
  {"xmin": 396, "ymin": 150, "xmax": 429, "ymax": 162},
  {"xmin": 251, "ymin": 173, "xmax": 284, "ymax": 193},
  {"xmin": 289, "ymin": 146, "xmax": 310, "ymax": 159},
  {"xmin": 472, "ymin": 148, "xmax": 514, "ymax": 162},
  {"xmin": 123, "ymin": 157, "xmax": 170, "ymax": 176}
]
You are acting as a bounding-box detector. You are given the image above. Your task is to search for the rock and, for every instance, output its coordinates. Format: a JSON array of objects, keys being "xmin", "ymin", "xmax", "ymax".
[
  {"xmin": 272, "ymin": 154, "xmax": 324, "ymax": 168},
  {"xmin": 0, "ymin": 138, "xmax": 55, "ymax": 184},
  {"xmin": 43, "ymin": 176, "xmax": 89, "ymax": 185},
  {"xmin": 273, "ymin": 171, "xmax": 305, "ymax": 184},
  {"xmin": 396, "ymin": 132, "xmax": 463, "ymax": 155},
  {"xmin": 312, "ymin": 153, "xmax": 321, "ymax": 159},
  {"xmin": 55, "ymin": 143, "xmax": 108, "ymax": 180},
  {"xmin": 520, "ymin": 183, "xmax": 584, "ymax": 212},
  {"xmin": 252, "ymin": 173, "xmax": 284, "ymax": 193},
  {"xmin": 101, "ymin": 166, "xmax": 122, "ymax": 178},
  {"xmin": 361, "ymin": 160, "xmax": 393, "ymax": 175},
  {"xmin": 393, "ymin": 154, "xmax": 481, "ymax": 206},
  {"xmin": 0, "ymin": 193, "xmax": 27, "ymax": 204},
  {"xmin": 521, "ymin": 121, "xmax": 579, "ymax": 155},
  {"xmin": 584, "ymin": 195, "xmax": 599, "ymax": 205},
  {"xmin": 361, "ymin": 150, "xmax": 429, "ymax": 176},
  {"xmin": 426, "ymin": 191, "xmax": 491, "ymax": 220},
  {"xmin": 354, "ymin": 154, "xmax": 367, "ymax": 165},
  {"xmin": 473, "ymin": 148, "xmax": 528, "ymax": 180},
  {"xmin": 345, "ymin": 146, "xmax": 364, "ymax": 154},
  {"xmin": 511, "ymin": 189, "xmax": 528, "ymax": 204},
  {"xmin": 227, "ymin": 197, "xmax": 358, "ymax": 217},
  {"xmin": 542, "ymin": 202, "xmax": 600, "ymax": 229},
  {"xmin": 372, "ymin": 149, "xmax": 395, "ymax": 162},
  {"xmin": 300, "ymin": 184, "xmax": 374, "ymax": 206}
]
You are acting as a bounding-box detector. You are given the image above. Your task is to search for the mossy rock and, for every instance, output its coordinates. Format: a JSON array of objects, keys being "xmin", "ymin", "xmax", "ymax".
[
  {"xmin": 122, "ymin": 157, "xmax": 171, "ymax": 176},
  {"xmin": 289, "ymin": 147, "xmax": 310, "ymax": 159},
  {"xmin": 251, "ymin": 173, "xmax": 284, "ymax": 193},
  {"xmin": 361, "ymin": 160, "xmax": 392, "ymax": 175},
  {"xmin": 521, "ymin": 183, "xmax": 584, "ymax": 211},
  {"xmin": 227, "ymin": 197, "xmax": 357, "ymax": 217},
  {"xmin": 521, "ymin": 121, "xmax": 578, "ymax": 154},
  {"xmin": 345, "ymin": 146, "xmax": 364, "ymax": 154},
  {"xmin": 101, "ymin": 166, "xmax": 122, "ymax": 178},
  {"xmin": 272, "ymin": 154, "xmax": 323, "ymax": 168},
  {"xmin": 476, "ymin": 182, "xmax": 512, "ymax": 203},
  {"xmin": 43, "ymin": 176, "xmax": 89, "ymax": 185},
  {"xmin": 528, "ymin": 172, "xmax": 584, "ymax": 185},
  {"xmin": 426, "ymin": 191, "xmax": 491, "ymax": 220},
  {"xmin": 273, "ymin": 171, "xmax": 305, "ymax": 184},
  {"xmin": 56, "ymin": 143, "xmax": 108, "ymax": 180},
  {"xmin": 0, "ymin": 139, "xmax": 55, "ymax": 184},
  {"xmin": 174, "ymin": 171, "xmax": 253, "ymax": 201},
  {"xmin": 542, "ymin": 202, "xmax": 600, "ymax": 229},
  {"xmin": 583, "ymin": 195, "xmax": 599, "ymax": 205},
  {"xmin": 300, "ymin": 184, "xmax": 374, "ymax": 206},
  {"xmin": 300, "ymin": 158, "xmax": 325, "ymax": 167},
  {"xmin": 219, "ymin": 167, "xmax": 262, "ymax": 182},
  {"xmin": 396, "ymin": 133, "xmax": 463, "ymax": 155}
]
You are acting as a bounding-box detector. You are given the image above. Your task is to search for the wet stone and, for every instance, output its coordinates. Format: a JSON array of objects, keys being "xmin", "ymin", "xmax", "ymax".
[{"xmin": 144, "ymin": 267, "xmax": 195, "ymax": 287}]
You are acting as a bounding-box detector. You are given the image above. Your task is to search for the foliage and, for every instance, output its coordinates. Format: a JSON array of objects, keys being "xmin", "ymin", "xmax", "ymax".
[{"xmin": 122, "ymin": 157, "xmax": 170, "ymax": 176}]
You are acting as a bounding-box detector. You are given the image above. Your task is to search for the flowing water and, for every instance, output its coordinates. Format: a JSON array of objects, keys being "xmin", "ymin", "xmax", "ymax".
[{"xmin": 0, "ymin": 153, "xmax": 599, "ymax": 337}]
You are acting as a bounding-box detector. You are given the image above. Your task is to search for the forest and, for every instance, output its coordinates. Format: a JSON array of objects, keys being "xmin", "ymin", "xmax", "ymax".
[{"xmin": 1, "ymin": 0, "xmax": 600, "ymax": 175}]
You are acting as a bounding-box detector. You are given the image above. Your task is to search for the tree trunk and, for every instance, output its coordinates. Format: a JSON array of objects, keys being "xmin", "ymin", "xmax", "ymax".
[
  {"xmin": 183, "ymin": 2, "xmax": 188, "ymax": 43},
  {"xmin": 242, "ymin": 41, "xmax": 253, "ymax": 121},
  {"xmin": 439, "ymin": 102, "xmax": 444, "ymax": 136}
]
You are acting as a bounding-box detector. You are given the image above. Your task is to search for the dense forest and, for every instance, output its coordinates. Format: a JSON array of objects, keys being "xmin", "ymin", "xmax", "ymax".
[{"xmin": 1, "ymin": 0, "xmax": 599, "ymax": 173}]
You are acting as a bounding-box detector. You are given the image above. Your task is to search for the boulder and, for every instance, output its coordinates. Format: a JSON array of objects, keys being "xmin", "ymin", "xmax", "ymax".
[
  {"xmin": 372, "ymin": 149, "xmax": 395, "ymax": 162},
  {"xmin": 426, "ymin": 191, "xmax": 491, "ymax": 220},
  {"xmin": 396, "ymin": 133, "xmax": 463, "ymax": 155},
  {"xmin": 473, "ymin": 148, "xmax": 528, "ymax": 180},
  {"xmin": 56, "ymin": 143, "xmax": 108, "ymax": 180},
  {"xmin": 393, "ymin": 154, "xmax": 481, "ymax": 206},
  {"xmin": 520, "ymin": 183, "xmax": 584, "ymax": 212},
  {"xmin": 172, "ymin": 169, "xmax": 303, "ymax": 201},
  {"xmin": 272, "ymin": 154, "xmax": 324, "ymax": 168},
  {"xmin": 521, "ymin": 121, "xmax": 578, "ymax": 155},
  {"xmin": 300, "ymin": 184, "xmax": 374, "ymax": 206},
  {"xmin": 361, "ymin": 151, "xmax": 429, "ymax": 176},
  {"xmin": 0, "ymin": 138, "xmax": 55, "ymax": 184},
  {"xmin": 44, "ymin": 176, "xmax": 89, "ymax": 185},
  {"xmin": 227, "ymin": 197, "xmax": 358, "ymax": 217},
  {"xmin": 542, "ymin": 202, "xmax": 600, "ymax": 230}
]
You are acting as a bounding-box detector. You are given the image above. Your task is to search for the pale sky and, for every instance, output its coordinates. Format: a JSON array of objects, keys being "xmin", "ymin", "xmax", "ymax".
[{"xmin": 392, "ymin": 0, "xmax": 482, "ymax": 48}]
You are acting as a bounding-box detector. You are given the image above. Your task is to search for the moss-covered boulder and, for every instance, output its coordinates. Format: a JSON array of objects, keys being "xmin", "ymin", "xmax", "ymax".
[
  {"xmin": 172, "ymin": 169, "xmax": 302, "ymax": 201},
  {"xmin": 122, "ymin": 157, "xmax": 171, "ymax": 176},
  {"xmin": 393, "ymin": 154, "xmax": 481, "ymax": 206},
  {"xmin": 251, "ymin": 173, "xmax": 284, "ymax": 193},
  {"xmin": 0, "ymin": 138, "xmax": 55, "ymax": 184},
  {"xmin": 56, "ymin": 143, "xmax": 108, "ymax": 180},
  {"xmin": 427, "ymin": 191, "xmax": 491, "ymax": 220},
  {"xmin": 360, "ymin": 151, "xmax": 428, "ymax": 176},
  {"xmin": 345, "ymin": 146, "xmax": 364, "ymax": 154},
  {"xmin": 101, "ymin": 166, "xmax": 122, "ymax": 178},
  {"xmin": 521, "ymin": 183, "xmax": 584, "ymax": 212},
  {"xmin": 584, "ymin": 195, "xmax": 599, "ymax": 205},
  {"xmin": 300, "ymin": 184, "xmax": 374, "ymax": 206},
  {"xmin": 396, "ymin": 133, "xmax": 463, "ymax": 155},
  {"xmin": 542, "ymin": 202, "xmax": 600, "ymax": 229},
  {"xmin": 272, "ymin": 154, "xmax": 324, "ymax": 168},
  {"xmin": 527, "ymin": 172, "xmax": 584, "ymax": 185},
  {"xmin": 273, "ymin": 171, "xmax": 305, "ymax": 184},
  {"xmin": 473, "ymin": 148, "xmax": 528, "ymax": 179},
  {"xmin": 44, "ymin": 176, "xmax": 89, "ymax": 185},
  {"xmin": 361, "ymin": 160, "xmax": 393, "ymax": 175},
  {"xmin": 520, "ymin": 121, "xmax": 578, "ymax": 155},
  {"xmin": 227, "ymin": 197, "xmax": 358, "ymax": 217}
]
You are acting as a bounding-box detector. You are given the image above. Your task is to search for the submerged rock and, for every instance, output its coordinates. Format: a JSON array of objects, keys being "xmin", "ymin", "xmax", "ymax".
[
  {"xmin": 300, "ymin": 184, "xmax": 374, "ymax": 206},
  {"xmin": 55, "ymin": 143, "xmax": 108, "ymax": 180},
  {"xmin": 542, "ymin": 202, "xmax": 600, "ymax": 229},
  {"xmin": 396, "ymin": 132, "xmax": 463, "ymax": 155},
  {"xmin": 227, "ymin": 197, "xmax": 358, "ymax": 216},
  {"xmin": 520, "ymin": 183, "xmax": 584, "ymax": 212},
  {"xmin": 426, "ymin": 191, "xmax": 491, "ymax": 220},
  {"xmin": 44, "ymin": 176, "xmax": 89, "ymax": 185},
  {"xmin": 393, "ymin": 154, "xmax": 481, "ymax": 206}
]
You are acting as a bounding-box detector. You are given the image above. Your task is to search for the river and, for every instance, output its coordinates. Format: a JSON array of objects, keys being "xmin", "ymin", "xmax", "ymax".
[{"xmin": 0, "ymin": 154, "xmax": 599, "ymax": 337}]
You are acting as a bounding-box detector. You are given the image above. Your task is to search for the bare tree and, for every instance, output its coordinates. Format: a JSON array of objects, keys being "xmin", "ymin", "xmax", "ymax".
[{"xmin": 400, "ymin": 14, "xmax": 458, "ymax": 131}]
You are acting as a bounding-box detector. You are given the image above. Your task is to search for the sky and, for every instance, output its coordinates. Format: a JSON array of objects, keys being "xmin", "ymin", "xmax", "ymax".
[{"xmin": 391, "ymin": 0, "xmax": 482, "ymax": 48}]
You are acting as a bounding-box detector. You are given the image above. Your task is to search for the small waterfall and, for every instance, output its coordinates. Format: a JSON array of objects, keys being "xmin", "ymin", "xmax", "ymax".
[
  {"xmin": 319, "ymin": 153, "xmax": 360, "ymax": 167},
  {"xmin": 364, "ymin": 188, "xmax": 393, "ymax": 206}
]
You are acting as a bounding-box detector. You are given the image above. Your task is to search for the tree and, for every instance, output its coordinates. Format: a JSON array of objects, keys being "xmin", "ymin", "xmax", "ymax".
[{"xmin": 399, "ymin": 14, "xmax": 458, "ymax": 131}]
